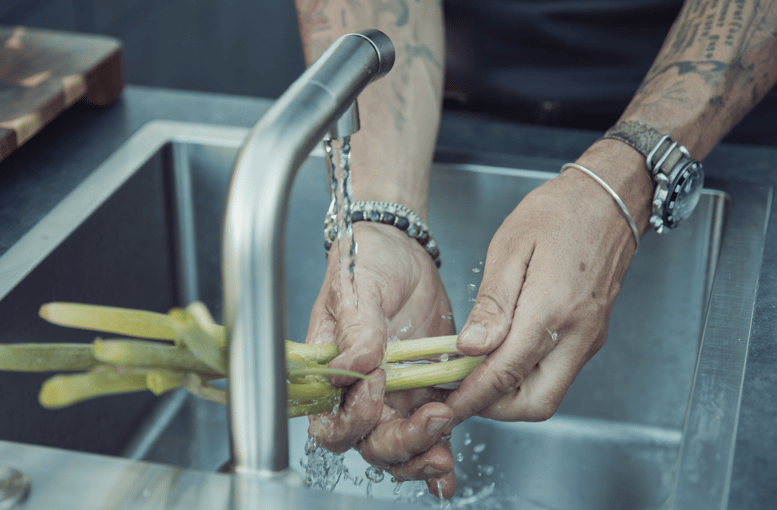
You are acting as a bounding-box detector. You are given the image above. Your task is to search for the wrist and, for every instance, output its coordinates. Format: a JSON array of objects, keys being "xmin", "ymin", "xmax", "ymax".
[
  {"xmin": 348, "ymin": 146, "xmax": 432, "ymax": 222},
  {"xmin": 351, "ymin": 181, "xmax": 430, "ymax": 223},
  {"xmin": 324, "ymin": 200, "xmax": 441, "ymax": 267},
  {"xmin": 574, "ymin": 138, "xmax": 654, "ymax": 236}
]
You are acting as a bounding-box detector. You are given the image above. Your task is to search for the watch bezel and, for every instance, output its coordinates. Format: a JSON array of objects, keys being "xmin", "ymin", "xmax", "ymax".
[{"xmin": 659, "ymin": 159, "xmax": 704, "ymax": 229}]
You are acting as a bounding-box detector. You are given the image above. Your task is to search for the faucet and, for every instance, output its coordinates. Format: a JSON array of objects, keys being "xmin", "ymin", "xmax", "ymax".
[{"xmin": 221, "ymin": 30, "xmax": 395, "ymax": 478}]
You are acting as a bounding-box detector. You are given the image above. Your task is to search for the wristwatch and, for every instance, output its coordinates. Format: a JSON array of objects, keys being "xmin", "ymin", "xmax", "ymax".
[{"xmin": 602, "ymin": 121, "xmax": 705, "ymax": 233}]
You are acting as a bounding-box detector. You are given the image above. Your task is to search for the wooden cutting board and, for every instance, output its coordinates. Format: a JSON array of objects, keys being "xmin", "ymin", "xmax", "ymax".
[{"xmin": 0, "ymin": 26, "xmax": 124, "ymax": 164}]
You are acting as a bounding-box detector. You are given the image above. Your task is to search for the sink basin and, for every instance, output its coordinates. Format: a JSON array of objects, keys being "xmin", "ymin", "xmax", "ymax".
[{"xmin": 0, "ymin": 121, "xmax": 770, "ymax": 509}]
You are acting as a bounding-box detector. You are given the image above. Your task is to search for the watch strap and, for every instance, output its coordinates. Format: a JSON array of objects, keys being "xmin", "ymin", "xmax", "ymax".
[{"xmin": 602, "ymin": 121, "xmax": 688, "ymax": 177}]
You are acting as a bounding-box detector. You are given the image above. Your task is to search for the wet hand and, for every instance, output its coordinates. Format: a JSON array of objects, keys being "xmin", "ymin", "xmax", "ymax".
[
  {"xmin": 444, "ymin": 149, "xmax": 650, "ymax": 427},
  {"xmin": 305, "ymin": 221, "xmax": 458, "ymax": 498}
]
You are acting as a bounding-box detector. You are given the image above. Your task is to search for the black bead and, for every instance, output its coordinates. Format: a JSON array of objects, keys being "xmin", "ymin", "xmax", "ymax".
[
  {"xmin": 352, "ymin": 210, "xmax": 364, "ymax": 222},
  {"xmin": 417, "ymin": 230, "xmax": 430, "ymax": 245},
  {"xmin": 395, "ymin": 216, "xmax": 410, "ymax": 230},
  {"xmin": 381, "ymin": 212, "xmax": 395, "ymax": 225}
]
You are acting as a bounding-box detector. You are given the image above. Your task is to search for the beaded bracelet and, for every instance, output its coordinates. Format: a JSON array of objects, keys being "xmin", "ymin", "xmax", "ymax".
[{"xmin": 324, "ymin": 201, "xmax": 442, "ymax": 267}]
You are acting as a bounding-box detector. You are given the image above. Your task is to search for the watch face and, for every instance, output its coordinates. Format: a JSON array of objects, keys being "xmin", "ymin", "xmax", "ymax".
[{"xmin": 666, "ymin": 162, "xmax": 704, "ymax": 227}]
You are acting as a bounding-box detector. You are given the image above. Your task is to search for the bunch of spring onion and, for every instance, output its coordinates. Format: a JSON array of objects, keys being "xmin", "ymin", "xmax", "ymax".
[{"xmin": 0, "ymin": 302, "xmax": 483, "ymax": 417}]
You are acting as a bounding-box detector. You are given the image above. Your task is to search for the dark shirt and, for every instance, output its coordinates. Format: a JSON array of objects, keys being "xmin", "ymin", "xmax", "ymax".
[{"xmin": 444, "ymin": 0, "xmax": 684, "ymax": 128}]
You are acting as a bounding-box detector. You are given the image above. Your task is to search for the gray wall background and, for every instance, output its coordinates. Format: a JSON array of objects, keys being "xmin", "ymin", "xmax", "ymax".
[{"xmin": 1, "ymin": 0, "xmax": 307, "ymax": 99}]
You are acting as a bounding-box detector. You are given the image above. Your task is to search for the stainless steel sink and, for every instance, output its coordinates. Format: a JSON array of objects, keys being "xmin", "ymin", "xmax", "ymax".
[{"xmin": 0, "ymin": 121, "xmax": 771, "ymax": 509}]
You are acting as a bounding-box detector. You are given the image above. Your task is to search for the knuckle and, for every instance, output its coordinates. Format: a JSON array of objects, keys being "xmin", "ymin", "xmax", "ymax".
[
  {"xmin": 357, "ymin": 439, "xmax": 386, "ymax": 466},
  {"xmin": 471, "ymin": 291, "xmax": 512, "ymax": 334},
  {"xmin": 309, "ymin": 418, "xmax": 351, "ymax": 454},
  {"xmin": 489, "ymin": 364, "xmax": 525, "ymax": 395},
  {"xmin": 524, "ymin": 396, "xmax": 560, "ymax": 422}
]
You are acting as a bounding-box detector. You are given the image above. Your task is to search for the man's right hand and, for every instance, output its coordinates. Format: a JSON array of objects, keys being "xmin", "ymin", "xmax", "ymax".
[{"xmin": 305, "ymin": 221, "xmax": 459, "ymax": 498}]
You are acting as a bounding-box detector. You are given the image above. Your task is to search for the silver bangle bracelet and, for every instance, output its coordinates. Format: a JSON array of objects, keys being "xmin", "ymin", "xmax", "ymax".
[
  {"xmin": 324, "ymin": 201, "xmax": 442, "ymax": 267},
  {"xmin": 561, "ymin": 163, "xmax": 640, "ymax": 254}
]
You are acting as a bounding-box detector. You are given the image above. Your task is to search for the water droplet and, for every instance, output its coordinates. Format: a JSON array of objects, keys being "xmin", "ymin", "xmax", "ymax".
[
  {"xmin": 365, "ymin": 465, "xmax": 385, "ymax": 483},
  {"xmin": 364, "ymin": 465, "xmax": 385, "ymax": 499},
  {"xmin": 473, "ymin": 443, "xmax": 486, "ymax": 453},
  {"xmin": 456, "ymin": 452, "xmax": 464, "ymax": 462},
  {"xmin": 472, "ymin": 267, "xmax": 481, "ymax": 273},
  {"xmin": 463, "ymin": 432, "xmax": 472, "ymax": 446}
]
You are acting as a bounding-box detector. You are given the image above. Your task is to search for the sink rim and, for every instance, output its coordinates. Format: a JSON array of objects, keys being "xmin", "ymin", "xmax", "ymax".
[{"xmin": 0, "ymin": 120, "xmax": 771, "ymax": 510}]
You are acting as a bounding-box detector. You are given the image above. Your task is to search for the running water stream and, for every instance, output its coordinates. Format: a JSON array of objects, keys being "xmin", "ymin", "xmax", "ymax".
[
  {"xmin": 303, "ymin": 135, "xmax": 363, "ymax": 491},
  {"xmin": 324, "ymin": 136, "xmax": 358, "ymax": 305}
]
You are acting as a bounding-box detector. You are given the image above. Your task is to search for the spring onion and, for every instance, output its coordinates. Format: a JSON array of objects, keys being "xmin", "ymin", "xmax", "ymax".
[{"xmin": 0, "ymin": 302, "xmax": 483, "ymax": 417}]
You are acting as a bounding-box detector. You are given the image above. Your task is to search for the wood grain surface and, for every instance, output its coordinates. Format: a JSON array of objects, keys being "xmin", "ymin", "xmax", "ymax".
[{"xmin": 0, "ymin": 26, "xmax": 124, "ymax": 164}]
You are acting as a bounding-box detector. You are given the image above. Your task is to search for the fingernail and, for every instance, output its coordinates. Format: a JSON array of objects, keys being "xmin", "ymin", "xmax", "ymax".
[
  {"xmin": 423, "ymin": 465, "xmax": 448, "ymax": 476},
  {"xmin": 427, "ymin": 416, "xmax": 451, "ymax": 435},
  {"xmin": 459, "ymin": 324, "xmax": 487, "ymax": 348}
]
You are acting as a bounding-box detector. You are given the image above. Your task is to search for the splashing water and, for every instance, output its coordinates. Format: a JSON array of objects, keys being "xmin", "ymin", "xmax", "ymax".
[
  {"xmin": 302, "ymin": 437, "xmax": 363, "ymax": 491},
  {"xmin": 365, "ymin": 465, "xmax": 385, "ymax": 498},
  {"xmin": 301, "ymin": 438, "xmax": 543, "ymax": 510}
]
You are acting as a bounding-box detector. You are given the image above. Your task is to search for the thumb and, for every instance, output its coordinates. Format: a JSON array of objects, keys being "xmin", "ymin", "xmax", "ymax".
[{"xmin": 457, "ymin": 243, "xmax": 532, "ymax": 357}]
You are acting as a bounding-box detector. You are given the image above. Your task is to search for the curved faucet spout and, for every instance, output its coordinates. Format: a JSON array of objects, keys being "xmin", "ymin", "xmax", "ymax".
[{"xmin": 222, "ymin": 30, "xmax": 395, "ymax": 477}]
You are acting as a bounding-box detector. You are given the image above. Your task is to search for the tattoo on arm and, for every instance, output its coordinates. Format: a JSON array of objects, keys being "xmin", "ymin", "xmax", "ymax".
[
  {"xmin": 296, "ymin": 0, "xmax": 443, "ymax": 133},
  {"xmin": 296, "ymin": 0, "xmax": 334, "ymax": 60},
  {"xmin": 626, "ymin": 0, "xmax": 777, "ymax": 130}
]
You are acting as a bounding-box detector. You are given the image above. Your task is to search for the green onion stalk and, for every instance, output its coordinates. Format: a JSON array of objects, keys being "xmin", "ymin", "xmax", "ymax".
[{"xmin": 0, "ymin": 302, "xmax": 483, "ymax": 417}]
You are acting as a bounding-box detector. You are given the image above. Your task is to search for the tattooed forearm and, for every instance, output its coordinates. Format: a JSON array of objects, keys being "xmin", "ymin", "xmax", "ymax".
[
  {"xmin": 622, "ymin": 0, "xmax": 777, "ymax": 157},
  {"xmin": 296, "ymin": 0, "xmax": 417, "ymax": 62},
  {"xmin": 295, "ymin": 0, "xmax": 443, "ymax": 131},
  {"xmin": 293, "ymin": 0, "xmax": 445, "ymax": 214},
  {"xmin": 295, "ymin": 0, "xmax": 334, "ymax": 61}
]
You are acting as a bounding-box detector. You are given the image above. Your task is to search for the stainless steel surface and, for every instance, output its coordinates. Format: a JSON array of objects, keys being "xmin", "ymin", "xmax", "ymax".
[
  {"xmin": 669, "ymin": 179, "xmax": 772, "ymax": 509},
  {"xmin": 329, "ymin": 101, "xmax": 360, "ymax": 139},
  {"xmin": 0, "ymin": 467, "xmax": 29, "ymax": 509},
  {"xmin": 221, "ymin": 29, "xmax": 394, "ymax": 477},
  {"xmin": 0, "ymin": 120, "xmax": 770, "ymax": 508},
  {"xmin": 0, "ymin": 440, "xmax": 419, "ymax": 510}
]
